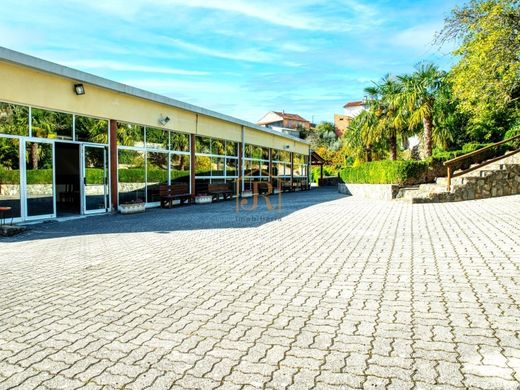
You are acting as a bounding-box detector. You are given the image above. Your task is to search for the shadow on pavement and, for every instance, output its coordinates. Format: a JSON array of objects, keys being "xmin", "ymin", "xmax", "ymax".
[{"xmin": 2, "ymin": 188, "xmax": 347, "ymax": 243}]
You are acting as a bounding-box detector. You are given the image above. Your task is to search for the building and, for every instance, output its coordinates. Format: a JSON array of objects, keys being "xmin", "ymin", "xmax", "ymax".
[
  {"xmin": 257, "ymin": 111, "xmax": 311, "ymax": 138},
  {"xmin": 333, "ymin": 100, "xmax": 367, "ymax": 137},
  {"xmin": 0, "ymin": 48, "xmax": 310, "ymax": 223}
]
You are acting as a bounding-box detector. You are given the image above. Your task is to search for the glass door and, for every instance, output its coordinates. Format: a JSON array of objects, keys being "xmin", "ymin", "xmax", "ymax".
[
  {"xmin": 82, "ymin": 145, "xmax": 108, "ymax": 214},
  {"xmin": 25, "ymin": 140, "xmax": 56, "ymax": 219}
]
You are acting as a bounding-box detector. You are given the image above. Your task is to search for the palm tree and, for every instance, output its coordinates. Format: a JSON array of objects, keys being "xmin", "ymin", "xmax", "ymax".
[
  {"xmin": 397, "ymin": 63, "xmax": 445, "ymax": 158},
  {"xmin": 364, "ymin": 75, "xmax": 409, "ymax": 160}
]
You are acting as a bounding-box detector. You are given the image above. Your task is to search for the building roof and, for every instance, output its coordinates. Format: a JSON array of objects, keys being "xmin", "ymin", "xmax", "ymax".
[
  {"xmin": 272, "ymin": 112, "xmax": 310, "ymax": 122},
  {"xmin": 0, "ymin": 47, "xmax": 308, "ymax": 145},
  {"xmin": 343, "ymin": 100, "xmax": 365, "ymax": 108},
  {"xmin": 257, "ymin": 111, "xmax": 310, "ymax": 125}
]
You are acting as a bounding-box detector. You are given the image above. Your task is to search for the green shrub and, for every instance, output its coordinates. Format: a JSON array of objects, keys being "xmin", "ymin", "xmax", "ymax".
[
  {"xmin": 504, "ymin": 124, "xmax": 520, "ymax": 149},
  {"xmin": 339, "ymin": 160, "xmax": 428, "ymax": 185}
]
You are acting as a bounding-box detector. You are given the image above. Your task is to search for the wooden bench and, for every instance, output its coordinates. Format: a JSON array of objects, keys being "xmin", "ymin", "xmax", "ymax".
[
  {"xmin": 159, "ymin": 183, "xmax": 191, "ymax": 208},
  {"xmin": 207, "ymin": 183, "xmax": 233, "ymax": 201}
]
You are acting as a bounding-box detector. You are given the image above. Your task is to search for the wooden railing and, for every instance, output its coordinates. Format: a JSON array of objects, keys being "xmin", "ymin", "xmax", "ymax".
[{"xmin": 444, "ymin": 134, "xmax": 520, "ymax": 191}]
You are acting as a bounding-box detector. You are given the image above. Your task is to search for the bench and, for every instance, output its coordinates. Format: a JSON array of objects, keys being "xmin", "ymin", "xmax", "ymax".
[
  {"xmin": 207, "ymin": 183, "xmax": 233, "ymax": 201},
  {"xmin": 159, "ymin": 183, "xmax": 191, "ymax": 208}
]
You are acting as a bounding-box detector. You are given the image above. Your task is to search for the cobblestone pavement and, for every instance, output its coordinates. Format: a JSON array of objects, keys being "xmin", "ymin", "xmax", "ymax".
[{"xmin": 1, "ymin": 189, "xmax": 520, "ymax": 389}]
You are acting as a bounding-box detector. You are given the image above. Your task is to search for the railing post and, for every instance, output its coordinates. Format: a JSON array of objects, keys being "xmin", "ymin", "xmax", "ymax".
[{"xmin": 446, "ymin": 165, "xmax": 452, "ymax": 192}]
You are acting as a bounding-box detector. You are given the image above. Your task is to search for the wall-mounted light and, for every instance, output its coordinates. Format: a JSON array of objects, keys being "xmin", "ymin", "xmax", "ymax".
[
  {"xmin": 74, "ymin": 83, "xmax": 85, "ymax": 95},
  {"xmin": 284, "ymin": 145, "xmax": 290, "ymax": 150},
  {"xmin": 158, "ymin": 115, "xmax": 170, "ymax": 126}
]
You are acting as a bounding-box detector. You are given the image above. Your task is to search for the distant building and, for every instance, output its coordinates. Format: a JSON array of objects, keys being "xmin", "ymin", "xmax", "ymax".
[
  {"xmin": 334, "ymin": 100, "xmax": 367, "ymax": 137},
  {"xmin": 257, "ymin": 111, "xmax": 311, "ymax": 138}
]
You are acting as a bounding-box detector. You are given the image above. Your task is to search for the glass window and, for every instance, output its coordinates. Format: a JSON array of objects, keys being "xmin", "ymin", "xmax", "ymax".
[
  {"xmin": 118, "ymin": 150, "xmax": 145, "ymax": 204},
  {"xmin": 196, "ymin": 136, "xmax": 211, "ymax": 154},
  {"xmin": 211, "ymin": 139, "xmax": 226, "ymax": 155},
  {"xmin": 31, "ymin": 108, "xmax": 73, "ymax": 140},
  {"xmin": 0, "ymin": 137, "xmax": 21, "ymax": 218},
  {"xmin": 195, "ymin": 155, "xmax": 211, "ymax": 177},
  {"xmin": 146, "ymin": 152, "xmax": 169, "ymax": 203},
  {"xmin": 76, "ymin": 116, "xmax": 108, "ymax": 143},
  {"xmin": 171, "ymin": 132, "xmax": 189, "ymax": 152},
  {"xmin": 0, "ymin": 102, "xmax": 29, "ymax": 136},
  {"xmin": 226, "ymin": 158, "xmax": 237, "ymax": 178},
  {"xmin": 26, "ymin": 141, "xmax": 54, "ymax": 217},
  {"xmin": 171, "ymin": 153, "xmax": 190, "ymax": 183},
  {"xmin": 116, "ymin": 122, "xmax": 144, "ymax": 147},
  {"xmin": 211, "ymin": 157, "xmax": 225, "ymax": 177},
  {"xmin": 146, "ymin": 127, "xmax": 169, "ymax": 150},
  {"xmin": 226, "ymin": 141, "xmax": 237, "ymax": 157}
]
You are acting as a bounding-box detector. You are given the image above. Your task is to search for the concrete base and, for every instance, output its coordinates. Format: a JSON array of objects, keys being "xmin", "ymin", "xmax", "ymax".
[{"xmin": 338, "ymin": 183, "xmax": 400, "ymax": 200}]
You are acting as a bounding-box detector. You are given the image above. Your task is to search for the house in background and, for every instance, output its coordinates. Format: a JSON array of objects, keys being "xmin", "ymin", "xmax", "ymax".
[
  {"xmin": 334, "ymin": 100, "xmax": 367, "ymax": 137},
  {"xmin": 257, "ymin": 111, "xmax": 310, "ymax": 139}
]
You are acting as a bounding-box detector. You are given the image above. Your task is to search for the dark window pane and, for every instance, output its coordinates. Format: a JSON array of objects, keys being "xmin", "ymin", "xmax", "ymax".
[
  {"xmin": 0, "ymin": 102, "xmax": 29, "ymax": 136},
  {"xmin": 26, "ymin": 141, "xmax": 54, "ymax": 217},
  {"xmin": 0, "ymin": 137, "xmax": 21, "ymax": 218}
]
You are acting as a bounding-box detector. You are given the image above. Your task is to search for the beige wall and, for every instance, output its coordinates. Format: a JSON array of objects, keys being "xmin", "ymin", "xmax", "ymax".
[{"xmin": 0, "ymin": 60, "xmax": 309, "ymax": 154}]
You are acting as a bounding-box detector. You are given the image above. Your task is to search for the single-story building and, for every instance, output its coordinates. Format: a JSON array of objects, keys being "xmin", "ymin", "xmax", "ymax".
[{"xmin": 0, "ymin": 48, "xmax": 310, "ymax": 223}]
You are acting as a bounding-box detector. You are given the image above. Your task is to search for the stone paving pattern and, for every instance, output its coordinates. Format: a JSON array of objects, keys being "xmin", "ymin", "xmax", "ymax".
[{"xmin": 0, "ymin": 189, "xmax": 519, "ymax": 389}]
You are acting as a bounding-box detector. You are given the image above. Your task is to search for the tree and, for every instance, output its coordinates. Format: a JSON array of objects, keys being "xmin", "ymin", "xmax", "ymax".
[
  {"xmin": 397, "ymin": 63, "xmax": 445, "ymax": 158},
  {"xmin": 314, "ymin": 122, "xmax": 339, "ymax": 149},
  {"xmin": 437, "ymin": 0, "xmax": 520, "ymax": 137},
  {"xmin": 365, "ymin": 75, "xmax": 411, "ymax": 160}
]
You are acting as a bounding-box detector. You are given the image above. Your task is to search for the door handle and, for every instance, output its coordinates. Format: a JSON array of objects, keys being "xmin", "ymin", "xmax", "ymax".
[{"xmin": 83, "ymin": 177, "xmax": 87, "ymax": 186}]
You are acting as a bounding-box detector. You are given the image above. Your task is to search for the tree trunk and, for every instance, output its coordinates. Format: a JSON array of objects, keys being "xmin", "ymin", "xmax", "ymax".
[
  {"xmin": 365, "ymin": 147, "xmax": 372, "ymax": 162},
  {"xmin": 389, "ymin": 132, "xmax": 397, "ymax": 161},
  {"xmin": 422, "ymin": 114, "xmax": 433, "ymax": 158},
  {"xmin": 30, "ymin": 143, "xmax": 39, "ymax": 170}
]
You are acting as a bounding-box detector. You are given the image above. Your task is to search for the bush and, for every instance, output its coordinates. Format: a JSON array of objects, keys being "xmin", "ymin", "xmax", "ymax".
[
  {"xmin": 339, "ymin": 160, "xmax": 428, "ymax": 185},
  {"xmin": 504, "ymin": 124, "xmax": 520, "ymax": 149}
]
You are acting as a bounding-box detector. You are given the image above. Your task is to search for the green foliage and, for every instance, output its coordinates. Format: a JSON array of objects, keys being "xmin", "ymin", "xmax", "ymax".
[
  {"xmin": 438, "ymin": 0, "xmax": 520, "ymax": 135},
  {"xmin": 339, "ymin": 160, "xmax": 428, "ymax": 185}
]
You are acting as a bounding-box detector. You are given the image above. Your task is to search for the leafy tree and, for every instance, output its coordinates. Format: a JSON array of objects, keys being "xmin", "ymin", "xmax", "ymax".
[
  {"xmin": 397, "ymin": 63, "xmax": 446, "ymax": 158},
  {"xmin": 437, "ymin": 0, "xmax": 520, "ymax": 136}
]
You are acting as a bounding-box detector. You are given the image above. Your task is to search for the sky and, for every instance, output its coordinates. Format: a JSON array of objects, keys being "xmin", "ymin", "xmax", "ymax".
[{"xmin": 0, "ymin": 0, "xmax": 466, "ymax": 124}]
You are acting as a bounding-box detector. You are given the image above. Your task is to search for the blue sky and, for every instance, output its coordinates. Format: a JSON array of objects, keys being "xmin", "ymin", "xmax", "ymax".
[{"xmin": 0, "ymin": 0, "xmax": 465, "ymax": 124}]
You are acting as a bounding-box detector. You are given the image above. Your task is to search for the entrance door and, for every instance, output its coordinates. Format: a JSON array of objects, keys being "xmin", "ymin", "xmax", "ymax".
[
  {"xmin": 25, "ymin": 139, "xmax": 56, "ymax": 219},
  {"xmin": 81, "ymin": 145, "xmax": 108, "ymax": 214}
]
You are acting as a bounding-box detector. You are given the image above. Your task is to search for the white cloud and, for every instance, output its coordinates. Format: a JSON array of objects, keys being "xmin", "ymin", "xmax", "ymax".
[
  {"xmin": 58, "ymin": 59, "xmax": 209, "ymax": 76},
  {"xmin": 71, "ymin": 0, "xmax": 377, "ymax": 32},
  {"xmin": 392, "ymin": 23, "xmax": 440, "ymax": 51},
  {"xmin": 160, "ymin": 38, "xmax": 276, "ymax": 63}
]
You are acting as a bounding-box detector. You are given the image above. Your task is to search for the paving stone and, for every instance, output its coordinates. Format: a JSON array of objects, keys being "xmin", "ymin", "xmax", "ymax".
[{"xmin": 0, "ymin": 190, "xmax": 519, "ymax": 389}]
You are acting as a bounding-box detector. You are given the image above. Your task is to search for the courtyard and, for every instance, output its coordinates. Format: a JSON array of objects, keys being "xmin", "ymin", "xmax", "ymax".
[{"xmin": 0, "ymin": 189, "xmax": 519, "ymax": 389}]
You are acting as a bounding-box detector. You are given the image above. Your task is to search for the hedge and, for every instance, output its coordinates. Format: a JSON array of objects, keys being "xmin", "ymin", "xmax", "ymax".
[
  {"xmin": 339, "ymin": 160, "xmax": 428, "ymax": 185},
  {"xmin": 0, "ymin": 168, "xmax": 190, "ymax": 185}
]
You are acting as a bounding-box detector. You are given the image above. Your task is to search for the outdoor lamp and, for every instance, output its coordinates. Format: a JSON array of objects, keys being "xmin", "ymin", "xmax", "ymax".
[
  {"xmin": 159, "ymin": 115, "xmax": 170, "ymax": 125},
  {"xmin": 74, "ymin": 83, "xmax": 85, "ymax": 95}
]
